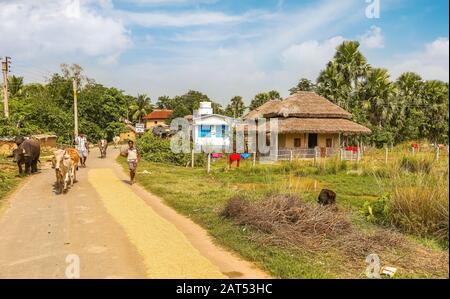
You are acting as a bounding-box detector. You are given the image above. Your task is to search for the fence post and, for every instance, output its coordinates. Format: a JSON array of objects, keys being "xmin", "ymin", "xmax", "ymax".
[
  {"xmin": 191, "ymin": 149, "xmax": 195, "ymax": 168},
  {"xmin": 290, "ymin": 150, "xmax": 293, "ymax": 162},
  {"xmin": 207, "ymin": 153, "xmax": 211, "ymax": 174},
  {"xmin": 436, "ymin": 146, "xmax": 440, "ymax": 161},
  {"xmin": 252, "ymin": 152, "xmax": 256, "ymax": 167},
  {"xmin": 339, "ymin": 148, "xmax": 343, "ymax": 161},
  {"xmin": 385, "ymin": 146, "xmax": 388, "ymax": 165}
]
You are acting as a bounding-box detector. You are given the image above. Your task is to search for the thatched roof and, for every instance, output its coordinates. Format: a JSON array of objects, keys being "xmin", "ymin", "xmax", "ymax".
[
  {"xmin": 243, "ymin": 92, "xmax": 371, "ymax": 135},
  {"xmin": 263, "ymin": 92, "xmax": 352, "ymax": 119},
  {"xmin": 244, "ymin": 100, "xmax": 281, "ymax": 120},
  {"xmin": 277, "ymin": 118, "xmax": 371, "ymax": 134}
]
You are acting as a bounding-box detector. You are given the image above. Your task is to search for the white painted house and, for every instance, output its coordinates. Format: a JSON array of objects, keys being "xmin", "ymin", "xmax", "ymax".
[{"xmin": 192, "ymin": 102, "xmax": 234, "ymax": 152}]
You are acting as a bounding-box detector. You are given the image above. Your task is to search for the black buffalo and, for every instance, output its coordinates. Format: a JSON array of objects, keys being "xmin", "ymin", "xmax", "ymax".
[
  {"xmin": 318, "ymin": 189, "xmax": 336, "ymax": 206},
  {"xmin": 12, "ymin": 138, "xmax": 41, "ymax": 175}
]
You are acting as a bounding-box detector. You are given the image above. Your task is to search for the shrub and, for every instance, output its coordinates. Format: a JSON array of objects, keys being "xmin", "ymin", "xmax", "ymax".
[
  {"xmin": 400, "ymin": 154, "xmax": 433, "ymax": 174},
  {"xmin": 136, "ymin": 132, "xmax": 206, "ymax": 166},
  {"xmin": 372, "ymin": 173, "xmax": 449, "ymax": 244}
]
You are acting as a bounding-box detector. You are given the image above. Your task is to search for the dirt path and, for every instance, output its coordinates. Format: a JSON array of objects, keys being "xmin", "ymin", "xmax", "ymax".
[{"xmin": 0, "ymin": 147, "xmax": 268, "ymax": 278}]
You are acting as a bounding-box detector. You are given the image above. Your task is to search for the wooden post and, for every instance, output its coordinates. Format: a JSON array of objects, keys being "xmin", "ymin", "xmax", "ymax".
[
  {"xmin": 290, "ymin": 150, "xmax": 293, "ymax": 162},
  {"xmin": 313, "ymin": 147, "xmax": 317, "ymax": 166},
  {"xmin": 207, "ymin": 153, "xmax": 211, "ymax": 174},
  {"xmin": 252, "ymin": 152, "xmax": 256, "ymax": 167},
  {"xmin": 436, "ymin": 146, "xmax": 440, "ymax": 161},
  {"xmin": 191, "ymin": 149, "xmax": 195, "ymax": 168},
  {"xmin": 339, "ymin": 148, "xmax": 343, "ymax": 161},
  {"xmin": 385, "ymin": 146, "xmax": 388, "ymax": 165}
]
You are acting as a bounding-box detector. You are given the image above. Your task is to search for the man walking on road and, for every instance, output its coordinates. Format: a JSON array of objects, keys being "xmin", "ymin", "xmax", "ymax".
[
  {"xmin": 75, "ymin": 133, "xmax": 89, "ymax": 167},
  {"xmin": 121, "ymin": 140, "xmax": 140, "ymax": 185}
]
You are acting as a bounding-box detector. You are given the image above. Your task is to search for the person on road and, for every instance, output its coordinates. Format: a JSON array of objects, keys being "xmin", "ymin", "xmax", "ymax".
[
  {"xmin": 75, "ymin": 133, "xmax": 89, "ymax": 167},
  {"xmin": 121, "ymin": 140, "xmax": 140, "ymax": 185}
]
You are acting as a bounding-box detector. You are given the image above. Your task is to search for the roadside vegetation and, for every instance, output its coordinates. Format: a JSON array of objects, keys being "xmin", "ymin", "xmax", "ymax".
[
  {"xmin": 118, "ymin": 144, "xmax": 449, "ymax": 278},
  {"xmin": 0, "ymin": 156, "xmax": 22, "ymax": 212}
]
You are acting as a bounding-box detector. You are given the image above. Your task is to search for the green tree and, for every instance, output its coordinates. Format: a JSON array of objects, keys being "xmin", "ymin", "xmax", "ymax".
[
  {"xmin": 249, "ymin": 90, "xmax": 281, "ymax": 111},
  {"xmin": 289, "ymin": 78, "xmax": 316, "ymax": 94},
  {"xmin": 130, "ymin": 94, "xmax": 152, "ymax": 124},
  {"xmin": 225, "ymin": 96, "xmax": 246, "ymax": 118},
  {"xmin": 316, "ymin": 61, "xmax": 351, "ymax": 108},
  {"xmin": 8, "ymin": 75, "xmax": 24, "ymax": 98}
]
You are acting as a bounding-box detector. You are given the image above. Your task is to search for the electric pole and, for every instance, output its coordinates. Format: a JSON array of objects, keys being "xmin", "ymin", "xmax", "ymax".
[
  {"xmin": 1, "ymin": 56, "xmax": 11, "ymax": 118},
  {"xmin": 73, "ymin": 78, "xmax": 78, "ymax": 137}
]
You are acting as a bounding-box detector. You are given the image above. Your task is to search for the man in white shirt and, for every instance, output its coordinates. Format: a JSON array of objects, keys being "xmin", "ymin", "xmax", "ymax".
[
  {"xmin": 75, "ymin": 133, "xmax": 89, "ymax": 167},
  {"xmin": 121, "ymin": 140, "xmax": 140, "ymax": 185}
]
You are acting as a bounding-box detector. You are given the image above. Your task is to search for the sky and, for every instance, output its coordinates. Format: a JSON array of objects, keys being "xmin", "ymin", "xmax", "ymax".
[{"xmin": 0, "ymin": 0, "xmax": 448, "ymax": 105}]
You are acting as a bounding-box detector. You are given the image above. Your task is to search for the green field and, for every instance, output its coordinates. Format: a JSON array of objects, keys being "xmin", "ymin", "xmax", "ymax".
[{"xmin": 118, "ymin": 150, "xmax": 449, "ymax": 279}]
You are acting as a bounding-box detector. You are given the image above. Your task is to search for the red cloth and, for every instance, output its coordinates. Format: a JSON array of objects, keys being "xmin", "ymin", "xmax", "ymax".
[{"xmin": 229, "ymin": 153, "xmax": 241, "ymax": 168}]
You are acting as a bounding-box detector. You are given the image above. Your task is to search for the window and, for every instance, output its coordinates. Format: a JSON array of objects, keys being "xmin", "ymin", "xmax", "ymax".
[
  {"xmin": 326, "ymin": 138, "xmax": 332, "ymax": 148},
  {"xmin": 154, "ymin": 121, "xmax": 158, "ymax": 124},
  {"xmin": 216, "ymin": 125, "xmax": 227, "ymax": 138},
  {"xmin": 199, "ymin": 125, "xmax": 211, "ymax": 138},
  {"xmin": 294, "ymin": 138, "xmax": 301, "ymax": 148}
]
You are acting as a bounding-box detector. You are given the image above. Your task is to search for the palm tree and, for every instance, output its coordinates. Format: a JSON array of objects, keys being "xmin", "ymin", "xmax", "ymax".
[
  {"xmin": 225, "ymin": 96, "xmax": 246, "ymax": 118},
  {"xmin": 359, "ymin": 68, "xmax": 397, "ymax": 127},
  {"xmin": 393, "ymin": 72, "xmax": 424, "ymax": 141},
  {"xmin": 316, "ymin": 61, "xmax": 351, "ymax": 108},
  {"xmin": 130, "ymin": 94, "xmax": 152, "ymax": 124},
  {"xmin": 334, "ymin": 41, "xmax": 369, "ymax": 90},
  {"xmin": 8, "ymin": 75, "xmax": 24, "ymax": 98}
]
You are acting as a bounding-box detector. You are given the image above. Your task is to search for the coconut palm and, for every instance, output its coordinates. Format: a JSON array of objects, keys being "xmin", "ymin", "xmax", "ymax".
[
  {"xmin": 8, "ymin": 75, "xmax": 24, "ymax": 98},
  {"xmin": 130, "ymin": 94, "xmax": 152, "ymax": 124}
]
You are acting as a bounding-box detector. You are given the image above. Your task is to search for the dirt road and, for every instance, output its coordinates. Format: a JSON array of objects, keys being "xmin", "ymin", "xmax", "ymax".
[{"xmin": 0, "ymin": 147, "xmax": 268, "ymax": 278}]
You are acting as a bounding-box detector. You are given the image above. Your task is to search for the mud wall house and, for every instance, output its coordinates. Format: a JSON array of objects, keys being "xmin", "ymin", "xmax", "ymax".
[
  {"xmin": 119, "ymin": 124, "xmax": 137, "ymax": 142},
  {"xmin": 192, "ymin": 102, "xmax": 233, "ymax": 152},
  {"xmin": 32, "ymin": 134, "xmax": 57, "ymax": 149},
  {"xmin": 244, "ymin": 92, "xmax": 371, "ymax": 158},
  {"xmin": 144, "ymin": 110, "xmax": 173, "ymax": 129},
  {"xmin": 0, "ymin": 138, "xmax": 16, "ymax": 156}
]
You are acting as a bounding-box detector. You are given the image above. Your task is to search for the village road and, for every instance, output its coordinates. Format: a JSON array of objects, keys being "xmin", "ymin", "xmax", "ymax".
[{"xmin": 0, "ymin": 147, "xmax": 268, "ymax": 278}]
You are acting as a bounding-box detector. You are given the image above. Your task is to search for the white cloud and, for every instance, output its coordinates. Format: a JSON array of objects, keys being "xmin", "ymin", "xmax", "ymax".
[
  {"xmin": 0, "ymin": 0, "xmax": 131, "ymax": 63},
  {"xmin": 360, "ymin": 26, "xmax": 384, "ymax": 49},
  {"xmin": 389, "ymin": 38, "xmax": 449, "ymax": 81},
  {"xmin": 116, "ymin": 10, "xmax": 244, "ymax": 27},
  {"xmin": 281, "ymin": 36, "xmax": 345, "ymax": 79}
]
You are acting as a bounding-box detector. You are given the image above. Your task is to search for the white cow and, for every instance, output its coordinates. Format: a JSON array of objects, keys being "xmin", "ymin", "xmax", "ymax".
[
  {"xmin": 53, "ymin": 149, "xmax": 73, "ymax": 194},
  {"xmin": 113, "ymin": 136, "xmax": 121, "ymax": 148}
]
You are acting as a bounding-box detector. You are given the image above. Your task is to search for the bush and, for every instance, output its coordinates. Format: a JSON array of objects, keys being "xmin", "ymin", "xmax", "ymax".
[
  {"xmin": 372, "ymin": 173, "xmax": 449, "ymax": 244},
  {"xmin": 400, "ymin": 154, "xmax": 433, "ymax": 174},
  {"xmin": 136, "ymin": 132, "xmax": 206, "ymax": 166}
]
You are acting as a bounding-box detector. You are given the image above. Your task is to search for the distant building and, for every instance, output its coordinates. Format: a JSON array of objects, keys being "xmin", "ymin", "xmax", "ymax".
[
  {"xmin": 144, "ymin": 110, "xmax": 173, "ymax": 129},
  {"xmin": 192, "ymin": 102, "xmax": 234, "ymax": 152}
]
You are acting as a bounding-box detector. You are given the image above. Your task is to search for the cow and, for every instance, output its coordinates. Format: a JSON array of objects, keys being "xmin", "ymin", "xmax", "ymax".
[
  {"xmin": 113, "ymin": 136, "xmax": 121, "ymax": 148},
  {"xmin": 65, "ymin": 148, "xmax": 80, "ymax": 186},
  {"xmin": 53, "ymin": 149, "xmax": 73, "ymax": 194},
  {"xmin": 98, "ymin": 139, "xmax": 108, "ymax": 158},
  {"xmin": 318, "ymin": 189, "xmax": 337, "ymax": 206}
]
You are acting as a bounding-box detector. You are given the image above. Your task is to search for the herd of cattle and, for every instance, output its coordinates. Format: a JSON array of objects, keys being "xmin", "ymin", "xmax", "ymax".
[{"xmin": 10, "ymin": 136, "xmax": 123, "ymax": 194}]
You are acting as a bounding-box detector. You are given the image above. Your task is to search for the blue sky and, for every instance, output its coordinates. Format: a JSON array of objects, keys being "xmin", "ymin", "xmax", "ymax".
[{"xmin": 0, "ymin": 0, "xmax": 448, "ymax": 105}]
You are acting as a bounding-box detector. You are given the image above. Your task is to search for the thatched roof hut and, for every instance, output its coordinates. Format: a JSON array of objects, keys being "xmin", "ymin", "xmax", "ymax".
[{"xmin": 244, "ymin": 92, "xmax": 371, "ymax": 135}]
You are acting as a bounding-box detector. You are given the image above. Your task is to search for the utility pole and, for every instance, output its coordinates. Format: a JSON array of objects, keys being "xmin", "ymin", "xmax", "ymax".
[
  {"xmin": 73, "ymin": 78, "xmax": 78, "ymax": 137},
  {"xmin": 1, "ymin": 57, "xmax": 11, "ymax": 118}
]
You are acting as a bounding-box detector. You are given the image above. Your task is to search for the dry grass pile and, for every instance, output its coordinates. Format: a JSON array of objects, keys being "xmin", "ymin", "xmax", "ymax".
[{"xmin": 222, "ymin": 194, "xmax": 449, "ymax": 277}]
